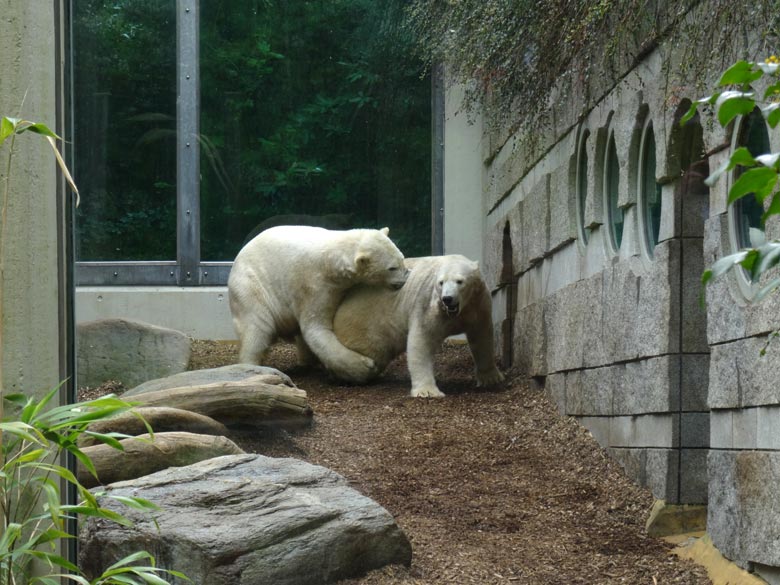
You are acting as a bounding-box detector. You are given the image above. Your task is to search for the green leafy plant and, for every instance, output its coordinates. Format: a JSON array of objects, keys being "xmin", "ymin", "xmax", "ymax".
[
  {"xmin": 1, "ymin": 388, "xmax": 188, "ymax": 584},
  {"xmin": 1, "ymin": 117, "xmax": 187, "ymax": 583},
  {"xmin": 682, "ymin": 58, "xmax": 780, "ymax": 301}
]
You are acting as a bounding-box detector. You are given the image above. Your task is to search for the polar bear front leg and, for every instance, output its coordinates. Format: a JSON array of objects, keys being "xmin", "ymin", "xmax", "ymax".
[{"xmin": 407, "ymin": 323, "xmax": 445, "ymax": 398}]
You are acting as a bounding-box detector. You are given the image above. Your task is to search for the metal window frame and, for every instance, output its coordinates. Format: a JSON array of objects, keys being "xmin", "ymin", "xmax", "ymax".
[
  {"xmin": 74, "ymin": 3, "xmax": 441, "ymax": 285},
  {"xmin": 74, "ymin": 0, "xmax": 230, "ymax": 287}
]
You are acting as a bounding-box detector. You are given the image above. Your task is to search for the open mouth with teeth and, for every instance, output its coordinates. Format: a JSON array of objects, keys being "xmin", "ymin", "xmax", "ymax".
[{"xmin": 440, "ymin": 301, "xmax": 460, "ymax": 315}]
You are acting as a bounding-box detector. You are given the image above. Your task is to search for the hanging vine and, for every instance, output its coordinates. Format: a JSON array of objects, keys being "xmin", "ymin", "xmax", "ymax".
[{"xmin": 406, "ymin": 0, "xmax": 780, "ymax": 140}]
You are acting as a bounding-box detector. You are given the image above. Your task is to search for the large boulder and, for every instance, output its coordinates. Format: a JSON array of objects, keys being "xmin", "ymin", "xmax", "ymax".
[
  {"xmin": 79, "ymin": 454, "xmax": 412, "ymax": 585},
  {"xmin": 77, "ymin": 319, "xmax": 191, "ymax": 389}
]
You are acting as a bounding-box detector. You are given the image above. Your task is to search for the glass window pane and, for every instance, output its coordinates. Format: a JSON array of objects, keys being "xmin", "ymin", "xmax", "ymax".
[
  {"xmin": 72, "ymin": 0, "xmax": 177, "ymax": 261},
  {"xmin": 642, "ymin": 125, "xmax": 661, "ymax": 252},
  {"xmin": 735, "ymin": 109, "xmax": 769, "ymax": 248},
  {"xmin": 199, "ymin": 2, "xmax": 432, "ymax": 261},
  {"xmin": 606, "ymin": 134, "xmax": 622, "ymax": 250},
  {"xmin": 577, "ymin": 131, "xmax": 589, "ymax": 244}
]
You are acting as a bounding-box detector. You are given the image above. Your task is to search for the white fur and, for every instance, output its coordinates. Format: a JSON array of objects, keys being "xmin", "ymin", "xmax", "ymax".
[
  {"xmin": 228, "ymin": 225, "xmax": 408, "ymax": 381},
  {"xmin": 331, "ymin": 254, "xmax": 504, "ymax": 397}
]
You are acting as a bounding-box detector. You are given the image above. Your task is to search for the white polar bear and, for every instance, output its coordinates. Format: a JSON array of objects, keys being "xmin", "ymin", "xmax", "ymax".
[
  {"xmin": 331, "ymin": 254, "xmax": 505, "ymax": 397},
  {"xmin": 228, "ymin": 225, "xmax": 408, "ymax": 381}
]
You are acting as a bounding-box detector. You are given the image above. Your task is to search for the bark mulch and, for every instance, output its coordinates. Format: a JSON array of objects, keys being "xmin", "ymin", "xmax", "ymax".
[{"xmin": 185, "ymin": 340, "xmax": 711, "ymax": 585}]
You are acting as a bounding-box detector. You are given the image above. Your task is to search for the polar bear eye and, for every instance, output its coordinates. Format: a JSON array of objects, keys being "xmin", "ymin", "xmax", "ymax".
[
  {"xmin": 388, "ymin": 266, "xmax": 398, "ymax": 272},
  {"xmin": 438, "ymin": 280, "xmax": 443, "ymax": 286},
  {"xmin": 456, "ymin": 279, "xmax": 464, "ymax": 285}
]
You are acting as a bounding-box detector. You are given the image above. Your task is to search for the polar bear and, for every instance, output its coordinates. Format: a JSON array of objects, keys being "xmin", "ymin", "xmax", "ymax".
[
  {"xmin": 331, "ymin": 254, "xmax": 504, "ymax": 397},
  {"xmin": 228, "ymin": 225, "xmax": 408, "ymax": 381}
]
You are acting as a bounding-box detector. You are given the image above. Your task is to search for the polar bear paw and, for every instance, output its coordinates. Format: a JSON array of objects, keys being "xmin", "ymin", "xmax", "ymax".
[
  {"xmin": 411, "ymin": 384, "xmax": 446, "ymax": 398},
  {"xmin": 330, "ymin": 354, "xmax": 379, "ymax": 384},
  {"xmin": 477, "ymin": 368, "xmax": 505, "ymax": 387}
]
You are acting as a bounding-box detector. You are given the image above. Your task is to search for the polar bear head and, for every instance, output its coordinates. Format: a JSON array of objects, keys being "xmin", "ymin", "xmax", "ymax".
[
  {"xmin": 434, "ymin": 255, "xmax": 481, "ymax": 316},
  {"xmin": 353, "ymin": 227, "xmax": 409, "ymax": 289}
]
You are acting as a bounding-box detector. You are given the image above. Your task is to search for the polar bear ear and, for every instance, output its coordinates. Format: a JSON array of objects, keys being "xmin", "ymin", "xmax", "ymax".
[
  {"xmin": 380, "ymin": 227, "xmax": 390, "ymax": 236},
  {"xmin": 355, "ymin": 253, "xmax": 371, "ymax": 271}
]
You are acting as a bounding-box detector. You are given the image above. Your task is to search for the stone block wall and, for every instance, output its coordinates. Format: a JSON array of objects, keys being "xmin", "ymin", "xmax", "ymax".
[{"xmin": 460, "ymin": 0, "xmax": 780, "ymax": 576}]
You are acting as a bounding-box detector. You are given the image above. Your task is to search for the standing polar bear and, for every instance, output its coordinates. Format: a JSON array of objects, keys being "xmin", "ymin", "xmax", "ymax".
[
  {"xmin": 331, "ymin": 254, "xmax": 504, "ymax": 397},
  {"xmin": 228, "ymin": 225, "xmax": 408, "ymax": 382}
]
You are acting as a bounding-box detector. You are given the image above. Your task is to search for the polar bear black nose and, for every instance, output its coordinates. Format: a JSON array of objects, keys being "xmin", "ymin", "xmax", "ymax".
[{"xmin": 442, "ymin": 295, "xmax": 455, "ymax": 306}]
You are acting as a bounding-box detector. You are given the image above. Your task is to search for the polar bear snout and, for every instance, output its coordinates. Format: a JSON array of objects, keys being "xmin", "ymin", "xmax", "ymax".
[
  {"xmin": 388, "ymin": 267, "xmax": 410, "ymax": 290},
  {"xmin": 441, "ymin": 296, "xmax": 460, "ymax": 315}
]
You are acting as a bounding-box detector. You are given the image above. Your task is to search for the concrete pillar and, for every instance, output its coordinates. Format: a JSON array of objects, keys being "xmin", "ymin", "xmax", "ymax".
[{"xmin": 0, "ymin": 2, "xmax": 64, "ymax": 401}]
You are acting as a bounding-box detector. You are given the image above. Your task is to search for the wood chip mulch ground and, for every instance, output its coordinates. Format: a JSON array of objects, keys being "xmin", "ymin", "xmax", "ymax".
[{"xmin": 182, "ymin": 340, "xmax": 711, "ymax": 585}]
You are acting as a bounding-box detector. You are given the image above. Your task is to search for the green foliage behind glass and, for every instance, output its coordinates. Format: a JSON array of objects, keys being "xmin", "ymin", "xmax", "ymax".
[{"xmin": 73, "ymin": 0, "xmax": 431, "ymax": 262}]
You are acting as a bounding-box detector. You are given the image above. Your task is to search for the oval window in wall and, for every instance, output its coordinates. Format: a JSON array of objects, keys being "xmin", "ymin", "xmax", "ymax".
[
  {"xmin": 575, "ymin": 129, "xmax": 590, "ymax": 246},
  {"xmin": 639, "ymin": 119, "xmax": 662, "ymax": 258},
  {"xmin": 732, "ymin": 108, "xmax": 768, "ymax": 251},
  {"xmin": 604, "ymin": 130, "xmax": 623, "ymax": 252}
]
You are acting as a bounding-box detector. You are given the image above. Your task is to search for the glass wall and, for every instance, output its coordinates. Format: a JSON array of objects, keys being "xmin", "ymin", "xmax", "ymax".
[
  {"xmin": 71, "ymin": 0, "xmax": 178, "ymax": 261},
  {"xmin": 71, "ymin": 0, "xmax": 431, "ymax": 283}
]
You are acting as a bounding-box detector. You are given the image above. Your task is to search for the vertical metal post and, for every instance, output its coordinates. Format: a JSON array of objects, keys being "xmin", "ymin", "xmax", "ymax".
[
  {"xmin": 431, "ymin": 62, "xmax": 445, "ymax": 255},
  {"xmin": 58, "ymin": 0, "xmax": 80, "ymax": 570},
  {"xmin": 177, "ymin": 0, "xmax": 200, "ymax": 284}
]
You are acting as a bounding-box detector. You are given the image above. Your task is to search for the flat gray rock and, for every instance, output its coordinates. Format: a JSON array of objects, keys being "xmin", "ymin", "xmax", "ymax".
[
  {"xmin": 124, "ymin": 363, "xmax": 294, "ymax": 397},
  {"xmin": 77, "ymin": 318, "xmax": 191, "ymax": 389},
  {"xmin": 79, "ymin": 454, "xmax": 412, "ymax": 585}
]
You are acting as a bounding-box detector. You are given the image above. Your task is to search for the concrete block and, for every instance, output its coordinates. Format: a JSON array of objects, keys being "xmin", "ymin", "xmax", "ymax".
[
  {"xmin": 519, "ymin": 175, "xmax": 550, "ymax": 270},
  {"xmin": 608, "ymin": 447, "xmax": 646, "ymax": 488},
  {"xmin": 513, "ymin": 301, "xmax": 547, "ymax": 377},
  {"xmin": 706, "ymin": 456, "xmax": 742, "ymax": 567},
  {"xmin": 710, "ymin": 337, "xmax": 780, "ymax": 409},
  {"xmin": 580, "ymin": 275, "xmax": 608, "ymax": 368},
  {"xmin": 680, "ymin": 354, "xmax": 710, "ymax": 412},
  {"xmin": 483, "ymin": 217, "xmax": 507, "ymax": 292},
  {"xmin": 757, "ymin": 406, "xmax": 780, "ymax": 450},
  {"xmin": 545, "ymin": 282, "xmax": 586, "ymax": 373},
  {"xmin": 609, "ymin": 414, "xmax": 677, "ymax": 448},
  {"xmin": 615, "ymin": 356, "xmax": 678, "ymax": 415},
  {"xmin": 548, "ymin": 165, "xmax": 577, "ymax": 253},
  {"xmin": 710, "ymin": 410, "xmax": 733, "ymax": 449},
  {"xmin": 544, "ymin": 373, "xmax": 566, "ymax": 416},
  {"xmin": 580, "ymin": 366, "xmax": 614, "ymax": 416},
  {"xmin": 516, "ymin": 263, "xmax": 543, "ymax": 310},
  {"xmin": 681, "ymin": 413, "xmax": 709, "ymax": 448},
  {"xmin": 709, "ymin": 451, "xmax": 780, "ymax": 568},
  {"xmin": 76, "ymin": 286, "xmax": 235, "ymax": 341},
  {"xmin": 602, "ymin": 263, "xmax": 641, "ymax": 362},
  {"xmin": 641, "ymin": 240, "xmax": 679, "ymax": 354},
  {"xmin": 703, "ymin": 215, "xmax": 747, "ymax": 345},
  {"xmin": 680, "ymin": 448, "xmax": 708, "ymax": 505},
  {"xmin": 681, "ymin": 238, "xmax": 709, "ymax": 353},
  {"xmin": 708, "ymin": 341, "xmax": 741, "ymax": 409},
  {"xmin": 646, "ymin": 449, "xmax": 679, "ymax": 502},
  {"xmin": 491, "ymin": 287, "xmax": 508, "ymax": 324},
  {"xmin": 579, "ymin": 416, "xmax": 610, "ymax": 447},
  {"xmin": 539, "ymin": 242, "xmax": 581, "ymax": 298},
  {"xmin": 657, "ymin": 183, "xmax": 678, "ymax": 244},
  {"xmin": 564, "ymin": 370, "xmax": 583, "ymax": 416},
  {"xmin": 732, "ymin": 407, "xmax": 758, "ymax": 449}
]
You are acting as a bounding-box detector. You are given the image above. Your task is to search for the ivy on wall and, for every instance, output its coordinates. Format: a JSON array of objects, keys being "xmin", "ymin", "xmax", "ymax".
[{"xmin": 407, "ymin": 0, "xmax": 780, "ymax": 135}]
